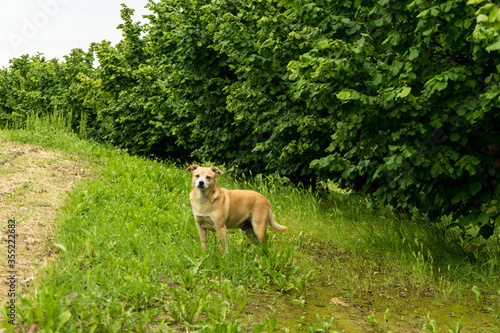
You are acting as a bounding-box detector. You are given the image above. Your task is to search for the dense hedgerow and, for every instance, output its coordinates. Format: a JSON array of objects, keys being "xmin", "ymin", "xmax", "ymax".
[{"xmin": 0, "ymin": 0, "xmax": 499, "ymax": 235}]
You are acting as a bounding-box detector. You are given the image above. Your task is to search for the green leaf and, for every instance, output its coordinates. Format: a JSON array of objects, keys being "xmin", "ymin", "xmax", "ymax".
[
  {"xmin": 317, "ymin": 39, "xmax": 330, "ymax": 49},
  {"xmin": 423, "ymin": 27, "xmax": 434, "ymax": 36},
  {"xmin": 436, "ymin": 80, "xmax": 448, "ymax": 91},
  {"xmin": 390, "ymin": 33, "xmax": 402, "ymax": 46},
  {"xmin": 450, "ymin": 133, "xmax": 460, "ymax": 141},
  {"xmin": 430, "ymin": 6, "xmax": 440, "ymax": 16},
  {"xmin": 409, "ymin": 48, "xmax": 420, "ymax": 60},
  {"xmin": 397, "ymin": 87, "xmax": 412, "ymax": 98},
  {"xmin": 417, "ymin": 9, "xmax": 430, "ymax": 18},
  {"xmin": 57, "ymin": 311, "xmax": 72, "ymax": 328},
  {"xmin": 477, "ymin": 14, "xmax": 489, "ymax": 24},
  {"xmin": 372, "ymin": 73, "xmax": 383, "ymax": 86},
  {"xmin": 468, "ymin": 181, "xmax": 482, "ymax": 196},
  {"xmin": 465, "ymin": 164, "xmax": 477, "ymax": 175},
  {"xmin": 467, "ymin": 0, "xmax": 486, "ymax": 4},
  {"xmin": 441, "ymin": 2, "xmax": 453, "ymax": 12},
  {"xmin": 486, "ymin": 40, "xmax": 500, "ymax": 51},
  {"xmin": 451, "ymin": 191, "xmax": 469, "ymax": 204},
  {"xmin": 431, "ymin": 164, "xmax": 443, "ymax": 177},
  {"xmin": 336, "ymin": 90, "xmax": 351, "ymax": 100},
  {"xmin": 402, "ymin": 147, "xmax": 413, "ymax": 158}
]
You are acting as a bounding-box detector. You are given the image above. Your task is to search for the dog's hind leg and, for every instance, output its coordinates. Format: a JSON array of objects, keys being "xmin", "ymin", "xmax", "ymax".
[
  {"xmin": 240, "ymin": 217, "xmax": 259, "ymax": 245},
  {"xmin": 251, "ymin": 210, "xmax": 271, "ymax": 245},
  {"xmin": 243, "ymin": 228, "xmax": 259, "ymax": 245}
]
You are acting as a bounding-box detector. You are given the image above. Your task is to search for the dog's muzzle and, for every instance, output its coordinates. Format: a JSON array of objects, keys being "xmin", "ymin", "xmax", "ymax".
[{"xmin": 197, "ymin": 181, "xmax": 206, "ymax": 189}]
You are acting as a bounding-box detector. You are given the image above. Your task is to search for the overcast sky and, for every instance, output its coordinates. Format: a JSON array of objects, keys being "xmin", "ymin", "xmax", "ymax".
[{"xmin": 0, "ymin": 0, "xmax": 151, "ymax": 68}]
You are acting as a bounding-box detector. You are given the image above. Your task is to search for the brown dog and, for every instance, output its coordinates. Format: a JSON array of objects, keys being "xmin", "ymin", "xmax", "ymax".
[{"xmin": 187, "ymin": 165, "xmax": 288, "ymax": 254}]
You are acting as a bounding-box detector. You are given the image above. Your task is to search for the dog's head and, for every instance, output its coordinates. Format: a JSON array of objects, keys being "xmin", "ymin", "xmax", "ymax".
[{"xmin": 187, "ymin": 165, "xmax": 224, "ymax": 190}]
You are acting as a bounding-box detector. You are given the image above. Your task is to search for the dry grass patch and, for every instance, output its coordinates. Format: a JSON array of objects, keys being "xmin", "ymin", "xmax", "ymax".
[{"xmin": 0, "ymin": 139, "xmax": 92, "ymax": 305}]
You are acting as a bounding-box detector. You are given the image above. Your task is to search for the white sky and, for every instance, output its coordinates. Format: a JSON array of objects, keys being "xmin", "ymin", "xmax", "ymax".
[{"xmin": 0, "ymin": 0, "xmax": 151, "ymax": 68}]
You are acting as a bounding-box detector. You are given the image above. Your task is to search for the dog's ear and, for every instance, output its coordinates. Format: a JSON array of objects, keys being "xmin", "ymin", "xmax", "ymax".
[
  {"xmin": 187, "ymin": 165, "xmax": 199, "ymax": 173},
  {"xmin": 211, "ymin": 167, "xmax": 224, "ymax": 175}
]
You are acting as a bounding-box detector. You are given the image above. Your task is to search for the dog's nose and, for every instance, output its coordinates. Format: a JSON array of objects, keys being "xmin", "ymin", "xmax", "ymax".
[{"xmin": 197, "ymin": 181, "xmax": 205, "ymax": 188}]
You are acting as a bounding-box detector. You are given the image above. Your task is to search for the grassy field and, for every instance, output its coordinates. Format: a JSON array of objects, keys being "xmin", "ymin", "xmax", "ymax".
[{"xmin": 1, "ymin": 115, "xmax": 499, "ymax": 332}]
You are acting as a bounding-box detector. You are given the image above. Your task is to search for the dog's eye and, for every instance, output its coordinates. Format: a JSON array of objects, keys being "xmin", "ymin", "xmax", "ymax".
[
  {"xmin": 195, "ymin": 174, "xmax": 200, "ymax": 178},
  {"xmin": 206, "ymin": 175, "xmax": 211, "ymax": 180}
]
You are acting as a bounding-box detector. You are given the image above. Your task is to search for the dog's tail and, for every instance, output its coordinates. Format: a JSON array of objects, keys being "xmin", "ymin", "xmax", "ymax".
[{"xmin": 268, "ymin": 209, "xmax": 288, "ymax": 231}]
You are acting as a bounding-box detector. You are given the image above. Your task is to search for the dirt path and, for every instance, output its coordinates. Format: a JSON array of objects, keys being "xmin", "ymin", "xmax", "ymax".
[{"xmin": 0, "ymin": 139, "xmax": 91, "ymax": 306}]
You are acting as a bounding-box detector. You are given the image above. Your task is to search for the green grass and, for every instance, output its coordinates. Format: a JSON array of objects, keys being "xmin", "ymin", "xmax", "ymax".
[{"xmin": 1, "ymin": 114, "xmax": 500, "ymax": 332}]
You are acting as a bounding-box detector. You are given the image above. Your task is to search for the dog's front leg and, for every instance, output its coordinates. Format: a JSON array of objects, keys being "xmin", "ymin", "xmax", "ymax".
[
  {"xmin": 196, "ymin": 223, "xmax": 208, "ymax": 251},
  {"xmin": 215, "ymin": 225, "xmax": 228, "ymax": 255}
]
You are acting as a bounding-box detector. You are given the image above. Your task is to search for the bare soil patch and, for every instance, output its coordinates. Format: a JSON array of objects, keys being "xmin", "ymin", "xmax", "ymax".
[{"xmin": 0, "ymin": 139, "xmax": 92, "ymax": 305}]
